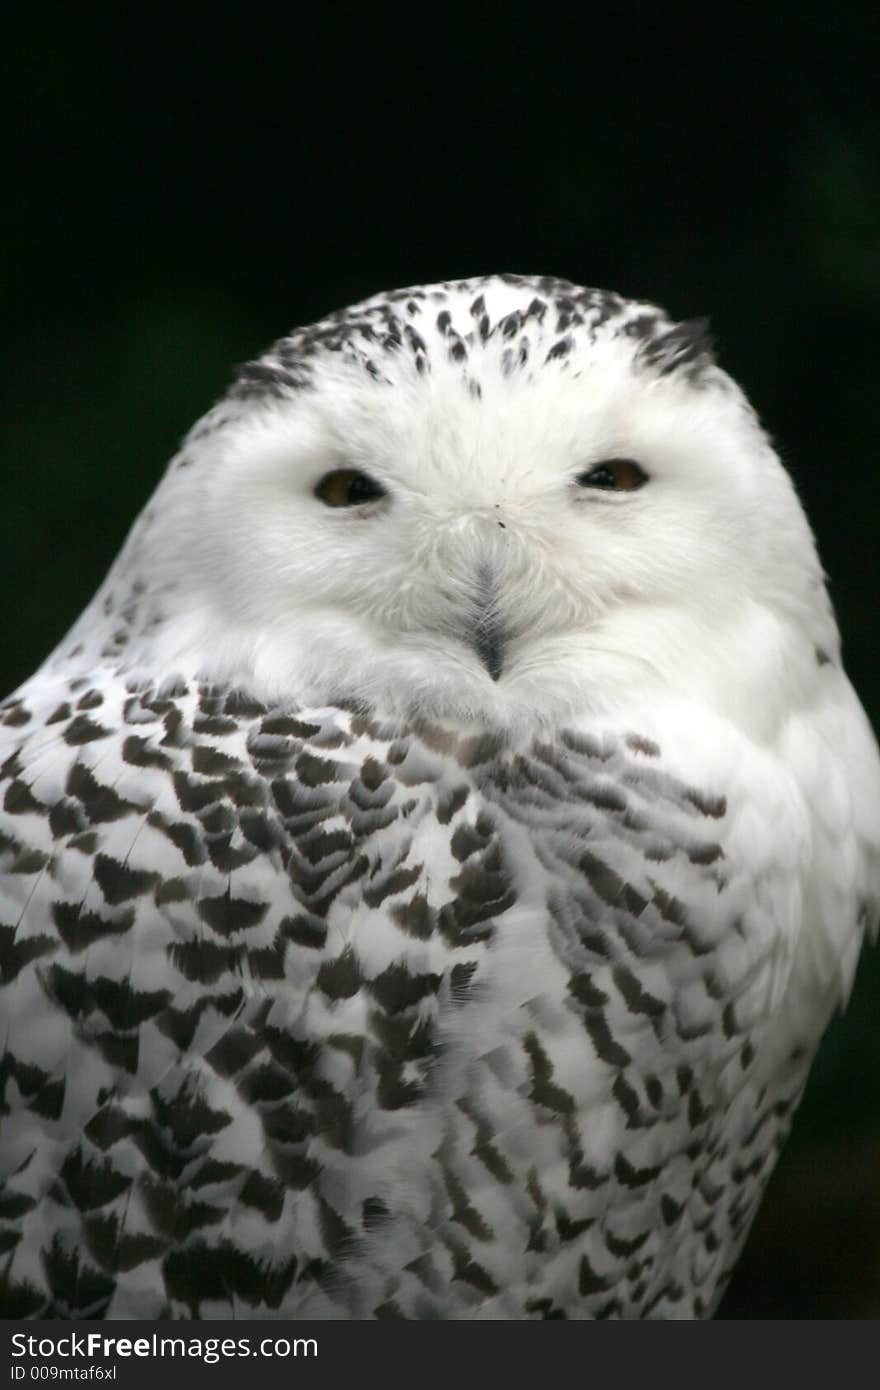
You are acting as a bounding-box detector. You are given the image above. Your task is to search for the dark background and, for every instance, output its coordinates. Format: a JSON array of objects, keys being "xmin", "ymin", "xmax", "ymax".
[{"xmin": 2, "ymin": 7, "xmax": 878, "ymax": 1318}]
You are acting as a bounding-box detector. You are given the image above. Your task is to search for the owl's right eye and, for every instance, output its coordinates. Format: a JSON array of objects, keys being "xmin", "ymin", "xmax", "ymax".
[
  {"xmin": 575, "ymin": 459, "xmax": 648, "ymax": 492},
  {"xmin": 314, "ymin": 469, "xmax": 387, "ymax": 508}
]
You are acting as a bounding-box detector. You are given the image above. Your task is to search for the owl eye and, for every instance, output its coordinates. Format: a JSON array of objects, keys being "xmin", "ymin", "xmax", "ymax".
[
  {"xmin": 576, "ymin": 460, "xmax": 648, "ymax": 492},
  {"xmin": 314, "ymin": 469, "xmax": 387, "ymax": 508}
]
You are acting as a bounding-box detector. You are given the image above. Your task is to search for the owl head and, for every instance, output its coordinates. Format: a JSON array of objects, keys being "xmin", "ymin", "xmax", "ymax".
[{"xmin": 61, "ymin": 275, "xmax": 834, "ymax": 736}]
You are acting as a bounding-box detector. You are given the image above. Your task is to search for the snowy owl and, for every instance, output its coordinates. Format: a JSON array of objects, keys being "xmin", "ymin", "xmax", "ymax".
[{"xmin": 1, "ymin": 274, "xmax": 878, "ymax": 1321}]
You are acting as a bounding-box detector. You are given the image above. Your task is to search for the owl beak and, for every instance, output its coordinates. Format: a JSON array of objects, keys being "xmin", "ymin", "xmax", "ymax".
[
  {"xmin": 472, "ymin": 623, "xmax": 504, "ymax": 682},
  {"xmin": 469, "ymin": 562, "xmax": 504, "ymax": 681}
]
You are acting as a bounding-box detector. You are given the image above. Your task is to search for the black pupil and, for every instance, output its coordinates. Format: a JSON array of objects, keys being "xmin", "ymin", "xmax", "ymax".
[
  {"xmin": 576, "ymin": 459, "xmax": 646, "ymax": 491},
  {"xmin": 316, "ymin": 469, "xmax": 386, "ymax": 506},
  {"xmin": 346, "ymin": 471, "xmax": 383, "ymax": 504},
  {"xmin": 583, "ymin": 466, "xmax": 617, "ymax": 489}
]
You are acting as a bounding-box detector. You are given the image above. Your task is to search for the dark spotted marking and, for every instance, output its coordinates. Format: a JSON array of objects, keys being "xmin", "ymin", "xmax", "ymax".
[
  {"xmin": 197, "ymin": 891, "xmax": 268, "ymax": 936},
  {"xmin": 578, "ymin": 1253, "xmax": 612, "ymax": 1297},
  {"xmin": 191, "ymin": 745, "xmax": 241, "ymax": 776},
  {"xmin": 58, "ymin": 1148, "xmax": 133, "ymax": 1212},
  {"xmin": 0, "ymin": 928, "xmax": 55, "ymax": 984},
  {"xmin": 239, "ymin": 1171, "xmax": 285, "ymax": 1222},
  {"xmin": 579, "ymin": 851, "xmax": 648, "ymax": 916},
  {"xmin": 76, "ymin": 690, "xmax": 104, "ymax": 711},
  {"xmin": 386, "ymin": 893, "xmax": 433, "ymax": 941},
  {"xmin": 43, "ymin": 1237, "xmax": 115, "ymax": 1316},
  {"xmin": 161, "ymin": 1238, "xmax": 297, "ymax": 1314},
  {"xmin": 281, "ymin": 913, "xmax": 327, "ymax": 949},
  {"xmin": 625, "ymin": 734, "xmax": 660, "ymax": 757},
  {"xmin": 546, "ymin": 336, "xmax": 573, "ymax": 361},
  {"xmin": 363, "ymin": 863, "xmax": 422, "ymax": 908},
  {"xmin": 154, "ymin": 877, "xmax": 189, "ymax": 905},
  {"xmin": 294, "ymin": 751, "xmax": 343, "ymax": 787},
  {"xmin": 316, "ymin": 948, "xmax": 363, "ymax": 1001},
  {"xmin": 63, "ymin": 715, "xmax": 112, "ymax": 745},
  {"xmin": 93, "ymin": 854, "xmax": 160, "ymax": 905},
  {"xmin": 173, "ymin": 771, "xmax": 222, "ymax": 813},
  {"xmin": 122, "ymin": 735, "xmax": 173, "ymax": 770},
  {"xmin": 614, "ymin": 1153, "xmax": 662, "ymax": 1188},
  {"xmin": 661, "ymin": 1194, "xmax": 683, "ymax": 1226},
  {"xmin": 47, "ymin": 966, "xmax": 172, "ymax": 1031},
  {"xmin": 52, "ymin": 902, "xmax": 135, "ymax": 953},
  {"xmin": 68, "ymin": 830, "xmax": 98, "ymax": 854},
  {"xmin": 444, "ymin": 1167, "xmax": 494, "ymax": 1241},
  {"xmin": 167, "ymin": 939, "xmax": 245, "ymax": 984},
  {"xmin": 556, "ymin": 1210, "xmax": 594, "ymax": 1242},
  {"xmin": 146, "ymin": 812, "xmax": 205, "ymax": 866},
  {"xmin": 650, "ymin": 885, "xmax": 688, "ymax": 926},
  {"xmin": 685, "ymin": 789, "xmax": 727, "ymax": 819},
  {"xmin": 66, "ymin": 762, "xmax": 143, "ymax": 822},
  {"xmin": 155, "ymin": 991, "xmax": 242, "ymax": 1049},
  {"xmin": 2, "ymin": 705, "xmax": 31, "ymax": 727},
  {"xmin": 369, "ymin": 962, "xmax": 441, "ymax": 1014},
  {"xmin": 457, "ymin": 732, "xmax": 506, "ymax": 767},
  {"xmin": 579, "ymin": 1009, "xmax": 632, "ymax": 1070},
  {"xmin": 456, "ymin": 1098, "xmax": 513, "ymax": 1183},
  {"xmin": 450, "ymin": 1247, "xmax": 498, "ymax": 1296},
  {"xmin": 524, "ymin": 1032, "xmax": 576, "ymax": 1116},
  {"xmin": 568, "ymin": 972, "xmax": 610, "ymax": 1009},
  {"xmin": 612, "ymin": 1074, "xmax": 643, "ymax": 1126},
  {"xmin": 450, "ymin": 820, "xmax": 489, "ymax": 862},
  {"xmin": 642, "ymin": 1073, "xmax": 661, "ymax": 1106},
  {"xmin": 4, "ymin": 781, "xmax": 44, "ymax": 815},
  {"xmin": 605, "ymin": 1227, "xmax": 649, "ymax": 1259},
  {"xmin": 193, "ymin": 714, "xmax": 238, "ymax": 736},
  {"xmin": 612, "ymin": 963, "xmax": 667, "ymax": 1022},
  {"xmin": 206, "ymin": 1028, "xmax": 264, "ymax": 1077},
  {"xmin": 687, "ymin": 841, "xmax": 724, "ymax": 866},
  {"xmin": 7, "ymin": 847, "xmax": 49, "ymax": 874}
]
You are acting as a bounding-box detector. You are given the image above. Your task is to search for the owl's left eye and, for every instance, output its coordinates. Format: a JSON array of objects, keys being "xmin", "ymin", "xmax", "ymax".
[
  {"xmin": 576, "ymin": 460, "xmax": 648, "ymax": 492},
  {"xmin": 314, "ymin": 469, "xmax": 387, "ymax": 508}
]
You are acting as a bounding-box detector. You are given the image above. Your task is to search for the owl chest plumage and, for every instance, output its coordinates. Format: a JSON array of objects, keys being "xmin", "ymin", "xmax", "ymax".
[{"xmin": 0, "ymin": 672, "xmax": 817, "ymax": 1318}]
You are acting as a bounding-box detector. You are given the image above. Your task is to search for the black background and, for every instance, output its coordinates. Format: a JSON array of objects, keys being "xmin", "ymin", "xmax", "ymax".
[{"xmin": 2, "ymin": 6, "xmax": 878, "ymax": 1318}]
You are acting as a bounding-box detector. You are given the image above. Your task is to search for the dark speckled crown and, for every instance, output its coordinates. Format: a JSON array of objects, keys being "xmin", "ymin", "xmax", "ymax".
[{"xmin": 227, "ymin": 273, "xmax": 716, "ymax": 405}]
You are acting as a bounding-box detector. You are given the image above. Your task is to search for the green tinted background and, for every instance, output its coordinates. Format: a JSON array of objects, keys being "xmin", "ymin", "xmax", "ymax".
[{"xmin": 2, "ymin": 7, "xmax": 878, "ymax": 1318}]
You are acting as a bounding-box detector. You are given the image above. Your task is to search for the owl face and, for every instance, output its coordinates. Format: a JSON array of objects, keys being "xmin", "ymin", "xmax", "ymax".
[{"xmin": 119, "ymin": 278, "xmax": 832, "ymax": 732}]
